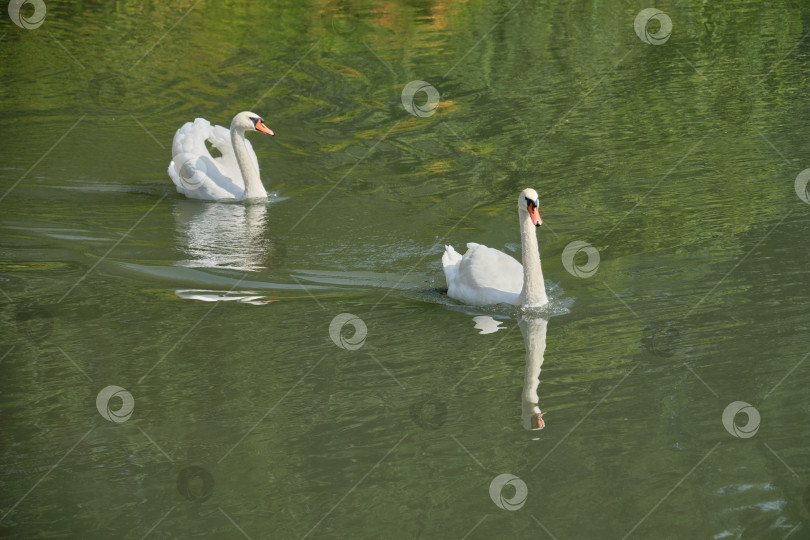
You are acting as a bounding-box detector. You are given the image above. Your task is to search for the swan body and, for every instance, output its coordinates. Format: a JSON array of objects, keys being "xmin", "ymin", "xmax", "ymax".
[
  {"xmin": 168, "ymin": 111, "xmax": 274, "ymax": 201},
  {"xmin": 442, "ymin": 188, "xmax": 549, "ymax": 308},
  {"xmin": 442, "ymin": 243, "xmax": 525, "ymax": 306}
]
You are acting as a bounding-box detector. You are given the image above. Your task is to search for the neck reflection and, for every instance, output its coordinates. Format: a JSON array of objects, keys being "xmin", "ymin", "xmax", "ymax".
[{"xmin": 519, "ymin": 315, "xmax": 549, "ymax": 431}]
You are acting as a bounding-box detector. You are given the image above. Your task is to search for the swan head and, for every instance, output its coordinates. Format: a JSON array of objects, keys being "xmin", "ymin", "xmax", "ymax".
[
  {"xmin": 231, "ymin": 111, "xmax": 274, "ymax": 135},
  {"xmin": 518, "ymin": 188, "xmax": 542, "ymax": 227}
]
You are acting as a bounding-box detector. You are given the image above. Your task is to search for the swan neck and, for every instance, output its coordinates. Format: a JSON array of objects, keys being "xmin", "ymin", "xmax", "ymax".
[
  {"xmin": 230, "ymin": 124, "xmax": 266, "ymax": 199},
  {"xmin": 519, "ymin": 213, "xmax": 548, "ymax": 307}
]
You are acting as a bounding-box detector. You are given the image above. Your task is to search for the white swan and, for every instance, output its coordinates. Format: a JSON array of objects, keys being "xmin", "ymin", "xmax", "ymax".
[
  {"xmin": 442, "ymin": 188, "xmax": 548, "ymax": 308},
  {"xmin": 168, "ymin": 111, "xmax": 274, "ymax": 201}
]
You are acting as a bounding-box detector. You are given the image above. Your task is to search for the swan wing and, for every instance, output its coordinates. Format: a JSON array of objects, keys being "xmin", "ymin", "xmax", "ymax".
[
  {"xmin": 444, "ymin": 243, "xmax": 524, "ymax": 306},
  {"xmin": 205, "ymin": 124, "xmax": 261, "ymax": 189},
  {"xmin": 168, "ymin": 119, "xmax": 245, "ymax": 200}
]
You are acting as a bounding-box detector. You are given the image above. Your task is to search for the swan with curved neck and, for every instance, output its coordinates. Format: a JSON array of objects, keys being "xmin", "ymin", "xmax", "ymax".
[
  {"xmin": 442, "ymin": 188, "xmax": 549, "ymax": 308},
  {"xmin": 168, "ymin": 111, "xmax": 274, "ymax": 201}
]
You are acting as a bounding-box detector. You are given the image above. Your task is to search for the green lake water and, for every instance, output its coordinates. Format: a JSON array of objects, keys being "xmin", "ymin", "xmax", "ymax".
[{"xmin": 2, "ymin": 0, "xmax": 810, "ymax": 538}]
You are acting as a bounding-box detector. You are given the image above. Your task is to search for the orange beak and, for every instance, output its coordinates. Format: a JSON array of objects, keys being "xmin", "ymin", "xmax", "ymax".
[
  {"xmin": 529, "ymin": 204, "xmax": 542, "ymax": 227},
  {"xmin": 255, "ymin": 120, "xmax": 274, "ymax": 135}
]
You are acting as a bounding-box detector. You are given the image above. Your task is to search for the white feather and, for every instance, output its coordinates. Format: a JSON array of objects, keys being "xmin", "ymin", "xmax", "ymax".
[
  {"xmin": 167, "ymin": 113, "xmax": 267, "ymax": 201},
  {"xmin": 442, "ymin": 243, "xmax": 524, "ymax": 306},
  {"xmin": 442, "ymin": 188, "xmax": 549, "ymax": 308}
]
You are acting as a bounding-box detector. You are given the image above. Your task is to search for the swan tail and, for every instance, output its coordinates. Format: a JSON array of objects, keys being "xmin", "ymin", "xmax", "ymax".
[
  {"xmin": 167, "ymin": 161, "xmax": 182, "ymax": 193},
  {"xmin": 442, "ymin": 245, "xmax": 462, "ymax": 268},
  {"xmin": 441, "ymin": 245, "xmax": 461, "ymax": 293}
]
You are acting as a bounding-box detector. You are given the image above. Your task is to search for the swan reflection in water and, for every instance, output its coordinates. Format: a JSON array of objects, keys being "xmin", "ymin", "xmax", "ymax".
[
  {"xmin": 519, "ymin": 315, "xmax": 549, "ymax": 431},
  {"xmin": 173, "ymin": 199, "xmax": 285, "ymax": 271},
  {"xmin": 471, "ymin": 312, "xmax": 551, "ymax": 431}
]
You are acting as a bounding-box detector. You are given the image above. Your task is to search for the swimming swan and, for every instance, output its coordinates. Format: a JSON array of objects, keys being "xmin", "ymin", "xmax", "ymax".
[
  {"xmin": 168, "ymin": 111, "xmax": 274, "ymax": 201},
  {"xmin": 442, "ymin": 188, "xmax": 548, "ymax": 308}
]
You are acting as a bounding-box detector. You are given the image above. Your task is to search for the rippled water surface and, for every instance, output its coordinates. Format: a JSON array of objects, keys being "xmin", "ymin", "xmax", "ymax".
[{"xmin": 2, "ymin": 1, "xmax": 810, "ymax": 538}]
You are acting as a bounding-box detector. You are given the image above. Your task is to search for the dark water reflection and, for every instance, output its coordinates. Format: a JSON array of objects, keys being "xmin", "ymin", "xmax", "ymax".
[{"xmin": 1, "ymin": 0, "xmax": 810, "ymax": 538}]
